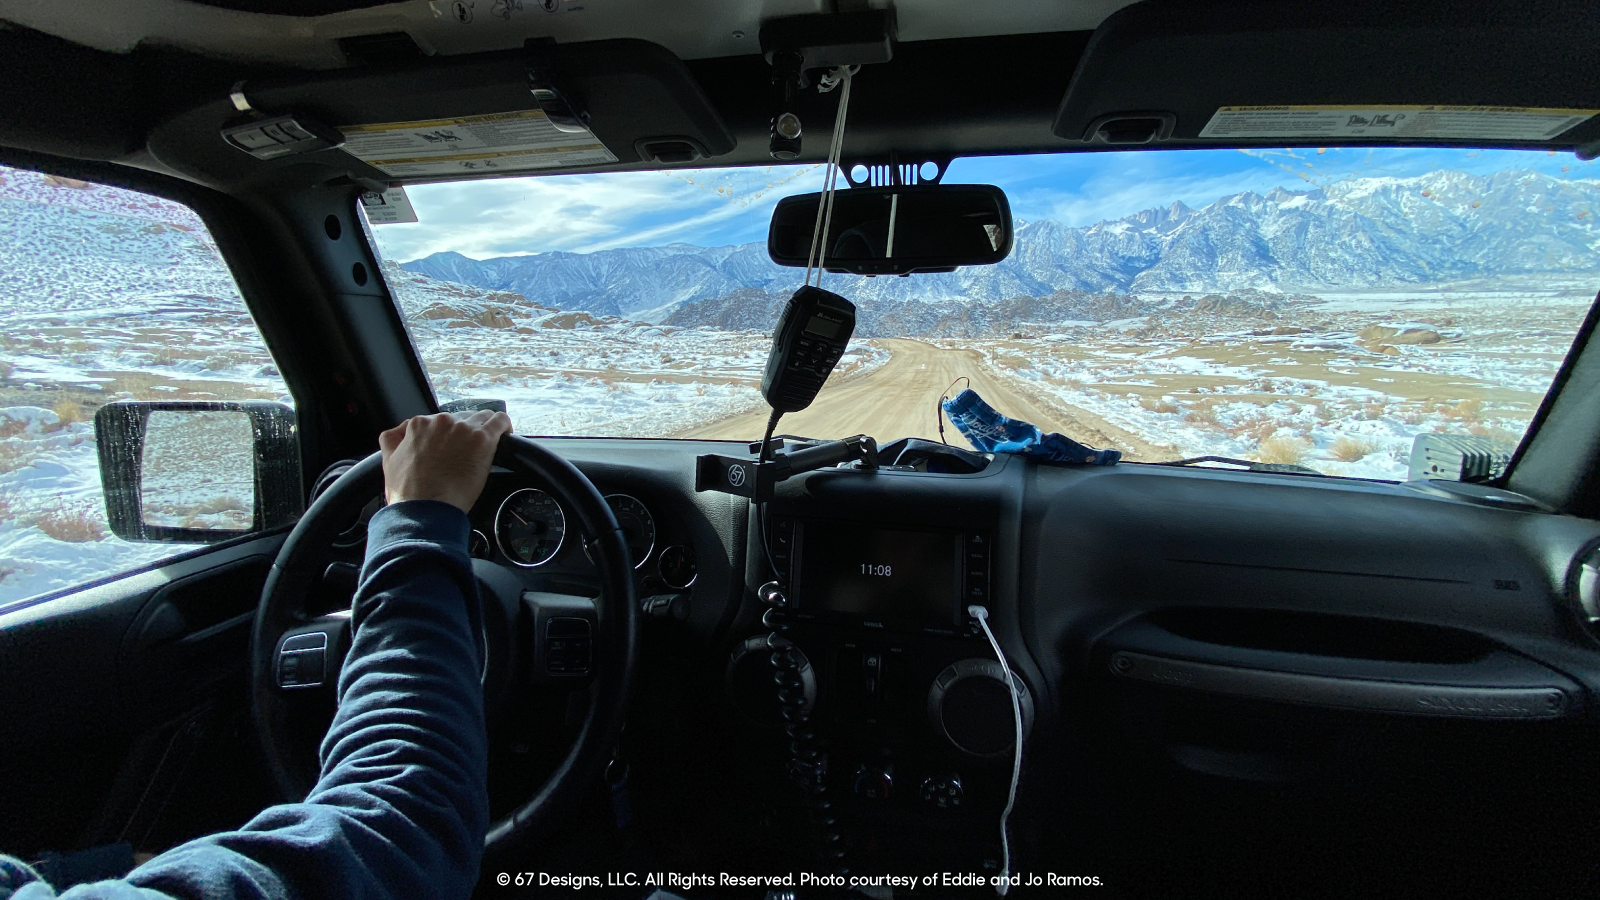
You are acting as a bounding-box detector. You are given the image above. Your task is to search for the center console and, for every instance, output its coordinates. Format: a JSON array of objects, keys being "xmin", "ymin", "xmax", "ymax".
[
  {"xmin": 727, "ymin": 495, "xmax": 1031, "ymax": 870},
  {"xmin": 779, "ymin": 516, "xmax": 990, "ymax": 637}
]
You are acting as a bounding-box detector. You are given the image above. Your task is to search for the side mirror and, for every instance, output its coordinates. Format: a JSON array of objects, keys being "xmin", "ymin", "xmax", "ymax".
[
  {"xmin": 94, "ymin": 401, "xmax": 303, "ymax": 544},
  {"xmin": 768, "ymin": 184, "xmax": 1013, "ymax": 276}
]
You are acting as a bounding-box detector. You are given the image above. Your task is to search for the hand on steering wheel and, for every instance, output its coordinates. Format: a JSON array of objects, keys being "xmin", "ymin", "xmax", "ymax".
[
  {"xmin": 250, "ymin": 418, "xmax": 639, "ymax": 856},
  {"xmin": 378, "ymin": 411, "xmax": 512, "ymax": 512}
]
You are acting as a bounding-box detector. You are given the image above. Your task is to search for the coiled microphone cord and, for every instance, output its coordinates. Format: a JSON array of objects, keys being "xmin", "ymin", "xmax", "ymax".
[{"xmin": 760, "ymin": 581, "xmax": 847, "ymax": 873}]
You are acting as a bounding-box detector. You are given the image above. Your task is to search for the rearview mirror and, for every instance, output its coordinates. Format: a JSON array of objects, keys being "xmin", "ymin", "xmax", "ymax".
[
  {"xmin": 94, "ymin": 401, "xmax": 303, "ymax": 543},
  {"xmin": 768, "ymin": 184, "xmax": 1013, "ymax": 276}
]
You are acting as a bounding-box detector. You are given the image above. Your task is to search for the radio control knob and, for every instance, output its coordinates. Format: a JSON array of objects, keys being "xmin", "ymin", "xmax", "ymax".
[
  {"xmin": 919, "ymin": 773, "xmax": 964, "ymax": 809},
  {"xmin": 853, "ymin": 763, "xmax": 893, "ymax": 800}
]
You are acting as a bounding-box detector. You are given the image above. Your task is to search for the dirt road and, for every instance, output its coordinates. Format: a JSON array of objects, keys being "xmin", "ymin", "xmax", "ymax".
[{"xmin": 675, "ymin": 339, "xmax": 1174, "ymax": 459}]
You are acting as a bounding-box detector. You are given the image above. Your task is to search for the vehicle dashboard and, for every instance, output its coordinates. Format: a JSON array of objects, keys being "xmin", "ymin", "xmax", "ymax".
[{"xmin": 461, "ymin": 435, "xmax": 1600, "ymax": 875}]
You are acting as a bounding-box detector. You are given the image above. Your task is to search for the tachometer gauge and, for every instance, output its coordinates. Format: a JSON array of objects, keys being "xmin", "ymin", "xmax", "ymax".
[
  {"xmin": 584, "ymin": 494, "xmax": 656, "ymax": 570},
  {"xmin": 468, "ymin": 529, "xmax": 492, "ymax": 560},
  {"xmin": 495, "ymin": 488, "xmax": 566, "ymax": 567}
]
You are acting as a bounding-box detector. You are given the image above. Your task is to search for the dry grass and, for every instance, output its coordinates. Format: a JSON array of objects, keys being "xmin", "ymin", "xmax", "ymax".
[
  {"xmin": 193, "ymin": 495, "xmax": 248, "ymax": 515},
  {"xmin": 0, "ymin": 441, "xmax": 39, "ymax": 474},
  {"xmin": 1140, "ymin": 397, "xmax": 1180, "ymax": 414},
  {"xmin": 33, "ymin": 504, "xmax": 106, "ymax": 543},
  {"xmin": 52, "ymin": 397, "xmax": 87, "ymax": 425},
  {"xmin": 1467, "ymin": 424, "xmax": 1525, "ymax": 452},
  {"xmin": 1255, "ymin": 435, "xmax": 1313, "ymax": 466},
  {"xmin": 1183, "ymin": 401, "xmax": 1220, "ymax": 427},
  {"xmin": 1329, "ymin": 436, "xmax": 1379, "ymax": 462},
  {"xmin": 1441, "ymin": 398, "xmax": 1484, "ymax": 423}
]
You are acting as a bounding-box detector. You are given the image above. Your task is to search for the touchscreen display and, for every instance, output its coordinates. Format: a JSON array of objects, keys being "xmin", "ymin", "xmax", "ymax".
[{"xmin": 797, "ymin": 522, "xmax": 959, "ymax": 627}]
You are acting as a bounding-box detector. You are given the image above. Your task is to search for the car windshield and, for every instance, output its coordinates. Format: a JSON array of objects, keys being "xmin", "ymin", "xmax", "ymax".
[{"xmin": 366, "ymin": 147, "xmax": 1598, "ymax": 480}]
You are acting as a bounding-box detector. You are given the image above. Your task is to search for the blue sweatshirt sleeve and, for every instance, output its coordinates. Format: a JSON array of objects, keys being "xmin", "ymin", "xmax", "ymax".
[{"xmin": 23, "ymin": 500, "xmax": 490, "ymax": 900}]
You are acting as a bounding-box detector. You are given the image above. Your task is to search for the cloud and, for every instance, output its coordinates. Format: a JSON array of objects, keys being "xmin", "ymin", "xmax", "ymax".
[
  {"xmin": 369, "ymin": 164, "xmax": 825, "ymax": 262},
  {"xmin": 369, "ymin": 148, "xmax": 1600, "ymax": 262}
]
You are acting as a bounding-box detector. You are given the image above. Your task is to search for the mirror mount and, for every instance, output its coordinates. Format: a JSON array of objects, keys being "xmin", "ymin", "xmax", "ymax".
[
  {"xmin": 94, "ymin": 401, "xmax": 303, "ymax": 544},
  {"xmin": 841, "ymin": 152, "xmax": 953, "ymax": 188}
]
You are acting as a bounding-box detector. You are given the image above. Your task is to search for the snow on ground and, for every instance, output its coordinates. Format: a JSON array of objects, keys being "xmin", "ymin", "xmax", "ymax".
[
  {"xmin": 972, "ymin": 290, "xmax": 1589, "ymax": 478},
  {"xmin": 0, "ymin": 159, "xmax": 1589, "ymax": 607},
  {"xmin": 0, "ymin": 162, "xmax": 878, "ymax": 606},
  {"xmin": 0, "ymin": 166, "xmax": 289, "ymax": 607},
  {"xmin": 385, "ymin": 262, "xmax": 889, "ymax": 437}
]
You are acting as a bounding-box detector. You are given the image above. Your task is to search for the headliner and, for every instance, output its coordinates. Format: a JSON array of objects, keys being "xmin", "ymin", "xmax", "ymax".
[{"xmin": 0, "ymin": 0, "xmax": 1138, "ymax": 70}]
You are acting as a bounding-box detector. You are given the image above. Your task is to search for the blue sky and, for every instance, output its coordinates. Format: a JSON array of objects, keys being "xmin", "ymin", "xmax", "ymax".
[{"xmin": 369, "ymin": 147, "xmax": 1599, "ymax": 263}]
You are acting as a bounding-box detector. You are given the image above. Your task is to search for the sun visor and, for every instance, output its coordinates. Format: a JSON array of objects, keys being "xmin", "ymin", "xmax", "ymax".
[
  {"xmin": 159, "ymin": 38, "xmax": 733, "ymax": 186},
  {"xmin": 1053, "ymin": 0, "xmax": 1600, "ymax": 151}
]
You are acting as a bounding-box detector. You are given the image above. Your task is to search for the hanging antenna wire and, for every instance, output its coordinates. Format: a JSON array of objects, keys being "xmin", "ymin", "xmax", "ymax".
[
  {"xmin": 803, "ymin": 66, "xmax": 858, "ymax": 289},
  {"xmin": 813, "ymin": 68, "xmax": 855, "ymax": 286}
]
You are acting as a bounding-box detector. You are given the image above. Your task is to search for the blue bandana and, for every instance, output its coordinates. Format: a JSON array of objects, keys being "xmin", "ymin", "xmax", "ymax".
[{"xmin": 941, "ymin": 388, "xmax": 1122, "ymax": 465}]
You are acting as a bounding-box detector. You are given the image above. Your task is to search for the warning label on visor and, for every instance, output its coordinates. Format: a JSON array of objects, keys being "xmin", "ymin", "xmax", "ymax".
[
  {"xmin": 339, "ymin": 109, "xmax": 617, "ymax": 178},
  {"xmin": 1199, "ymin": 105, "xmax": 1599, "ymax": 141}
]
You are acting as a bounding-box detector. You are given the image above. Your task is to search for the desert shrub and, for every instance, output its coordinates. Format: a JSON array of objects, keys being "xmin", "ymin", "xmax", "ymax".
[
  {"xmin": 33, "ymin": 504, "xmax": 106, "ymax": 543},
  {"xmin": 1441, "ymin": 398, "xmax": 1483, "ymax": 423},
  {"xmin": 0, "ymin": 361, "xmax": 12, "ymax": 379},
  {"xmin": 1256, "ymin": 435, "xmax": 1313, "ymax": 466},
  {"xmin": 1246, "ymin": 420, "xmax": 1283, "ymax": 442},
  {"xmin": 52, "ymin": 397, "xmax": 87, "ymax": 425},
  {"xmin": 1329, "ymin": 436, "xmax": 1378, "ymax": 462},
  {"xmin": 193, "ymin": 495, "xmax": 248, "ymax": 515},
  {"xmin": 0, "ymin": 441, "xmax": 39, "ymax": 474},
  {"xmin": 1467, "ymin": 424, "xmax": 1524, "ymax": 452},
  {"xmin": 1183, "ymin": 402, "xmax": 1220, "ymax": 427}
]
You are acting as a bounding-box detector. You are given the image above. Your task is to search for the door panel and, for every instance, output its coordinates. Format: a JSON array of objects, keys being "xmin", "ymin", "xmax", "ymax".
[{"xmin": 0, "ymin": 534, "xmax": 284, "ymax": 858}]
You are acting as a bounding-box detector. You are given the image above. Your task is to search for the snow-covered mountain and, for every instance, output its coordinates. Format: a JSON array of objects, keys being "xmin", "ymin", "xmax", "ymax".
[{"xmin": 402, "ymin": 169, "xmax": 1600, "ymax": 319}]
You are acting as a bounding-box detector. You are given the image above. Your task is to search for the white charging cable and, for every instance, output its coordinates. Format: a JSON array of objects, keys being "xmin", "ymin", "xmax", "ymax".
[{"xmin": 968, "ymin": 604, "xmax": 1023, "ymax": 896}]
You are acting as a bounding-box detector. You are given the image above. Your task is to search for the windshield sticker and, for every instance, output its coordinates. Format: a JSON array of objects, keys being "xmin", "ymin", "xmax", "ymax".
[
  {"xmin": 1200, "ymin": 106, "xmax": 1600, "ymax": 141},
  {"xmin": 359, "ymin": 186, "xmax": 419, "ymax": 224},
  {"xmin": 338, "ymin": 109, "xmax": 617, "ymax": 178}
]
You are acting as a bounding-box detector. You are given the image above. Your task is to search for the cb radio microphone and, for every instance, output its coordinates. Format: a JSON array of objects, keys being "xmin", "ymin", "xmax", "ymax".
[{"xmin": 760, "ymin": 285, "xmax": 857, "ymax": 413}]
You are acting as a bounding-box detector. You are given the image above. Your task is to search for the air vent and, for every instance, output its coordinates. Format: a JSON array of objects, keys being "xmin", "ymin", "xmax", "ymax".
[{"xmin": 338, "ymin": 32, "xmax": 425, "ymax": 66}]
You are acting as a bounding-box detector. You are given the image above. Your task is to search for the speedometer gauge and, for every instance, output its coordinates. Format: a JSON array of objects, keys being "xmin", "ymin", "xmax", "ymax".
[
  {"xmin": 584, "ymin": 494, "xmax": 656, "ymax": 570},
  {"xmin": 495, "ymin": 488, "xmax": 566, "ymax": 567}
]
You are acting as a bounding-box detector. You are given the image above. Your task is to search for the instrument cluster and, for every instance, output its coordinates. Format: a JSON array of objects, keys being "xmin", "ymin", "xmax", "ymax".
[{"xmin": 469, "ymin": 481, "xmax": 696, "ymax": 590}]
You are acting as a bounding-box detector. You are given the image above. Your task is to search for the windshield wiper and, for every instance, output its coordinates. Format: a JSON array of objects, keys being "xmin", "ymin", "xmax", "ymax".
[{"xmin": 1153, "ymin": 455, "xmax": 1325, "ymax": 477}]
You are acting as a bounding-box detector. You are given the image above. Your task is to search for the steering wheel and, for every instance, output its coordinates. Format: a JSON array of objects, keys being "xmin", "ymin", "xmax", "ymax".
[{"xmin": 249, "ymin": 433, "xmax": 639, "ymax": 853}]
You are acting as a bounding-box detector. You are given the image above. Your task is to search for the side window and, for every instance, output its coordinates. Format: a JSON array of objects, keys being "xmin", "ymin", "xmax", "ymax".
[{"xmin": 0, "ymin": 165, "xmax": 293, "ymax": 608}]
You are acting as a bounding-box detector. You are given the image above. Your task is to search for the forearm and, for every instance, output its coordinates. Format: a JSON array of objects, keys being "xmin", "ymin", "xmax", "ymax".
[
  {"xmin": 304, "ymin": 499, "xmax": 489, "ymax": 889},
  {"xmin": 107, "ymin": 501, "xmax": 489, "ymax": 900}
]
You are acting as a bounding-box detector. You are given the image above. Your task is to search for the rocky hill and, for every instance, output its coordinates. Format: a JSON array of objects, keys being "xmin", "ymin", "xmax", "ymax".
[
  {"xmin": 662, "ymin": 286, "xmax": 1321, "ymax": 338},
  {"xmin": 402, "ymin": 169, "xmax": 1600, "ymax": 321}
]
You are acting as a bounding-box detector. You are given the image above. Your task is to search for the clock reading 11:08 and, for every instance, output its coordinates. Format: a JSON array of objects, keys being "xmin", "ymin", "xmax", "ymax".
[{"xmin": 861, "ymin": 563, "xmax": 893, "ymax": 576}]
